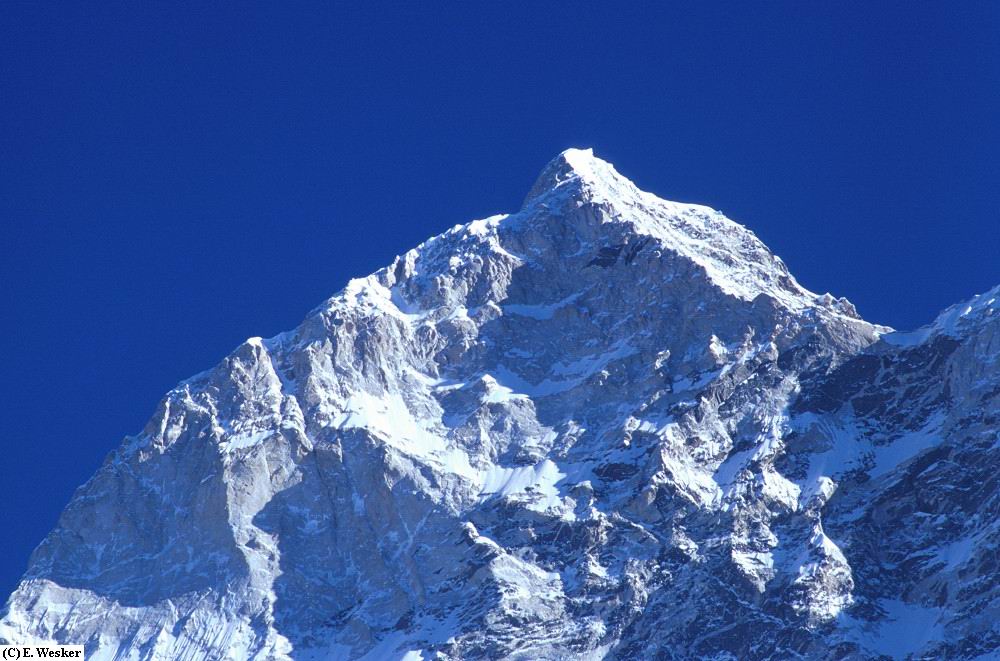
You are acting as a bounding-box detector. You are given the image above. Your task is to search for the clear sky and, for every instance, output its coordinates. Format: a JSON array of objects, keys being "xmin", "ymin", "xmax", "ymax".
[{"xmin": 1, "ymin": 3, "xmax": 998, "ymax": 596}]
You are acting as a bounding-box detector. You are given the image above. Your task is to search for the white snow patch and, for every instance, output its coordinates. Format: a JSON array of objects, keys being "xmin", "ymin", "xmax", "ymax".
[
  {"xmin": 333, "ymin": 391, "xmax": 477, "ymax": 480},
  {"xmin": 761, "ymin": 468, "xmax": 802, "ymax": 510},
  {"xmin": 222, "ymin": 429, "xmax": 271, "ymax": 451},
  {"xmin": 480, "ymin": 374, "xmax": 528, "ymax": 404},
  {"xmin": 867, "ymin": 418, "xmax": 945, "ymax": 479},
  {"xmin": 795, "ymin": 414, "xmax": 945, "ymax": 486},
  {"xmin": 733, "ymin": 549, "xmax": 774, "ymax": 571},
  {"xmin": 478, "ymin": 459, "xmax": 566, "ymax": 512},
  {"xmin": 936, "ymin": 534, "xmax": 978, "ymax": 571}
]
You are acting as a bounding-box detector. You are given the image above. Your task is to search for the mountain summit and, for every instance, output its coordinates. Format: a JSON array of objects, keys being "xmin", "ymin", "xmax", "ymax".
[
  {"xmin": 3, "ymin": 150, "xmax": 998, "ymax": 659},
  {"xmin": 522, "ymin": 147, "xmax": 622, "ymax": 206}
]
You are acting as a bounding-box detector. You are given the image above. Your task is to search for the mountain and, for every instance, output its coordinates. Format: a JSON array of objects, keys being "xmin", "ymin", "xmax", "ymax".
[{"xmin": 2, "ymin": 149, "xmax": 997, "ymax": 660}]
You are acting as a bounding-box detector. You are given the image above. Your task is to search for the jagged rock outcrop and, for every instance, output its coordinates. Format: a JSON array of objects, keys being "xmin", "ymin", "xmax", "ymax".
[{"xmin": 2, "ymin": 149, "xmax": 997, "ymax": 660}]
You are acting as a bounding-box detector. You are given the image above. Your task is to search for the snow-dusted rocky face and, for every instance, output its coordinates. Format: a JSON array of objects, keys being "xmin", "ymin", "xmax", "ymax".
[{"xmin": 2, "ymin": 149, "xmax": 998, "ymax": 660}]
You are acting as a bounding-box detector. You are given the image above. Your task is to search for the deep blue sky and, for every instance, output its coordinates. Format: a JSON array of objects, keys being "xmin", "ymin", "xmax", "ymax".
[{"xmin": 2, "ymin": 3, "xmax": 998, "ymax": 596}]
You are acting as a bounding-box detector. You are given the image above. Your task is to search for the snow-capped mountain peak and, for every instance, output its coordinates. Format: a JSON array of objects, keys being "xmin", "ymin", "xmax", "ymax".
[
  {"xmin": 885, "ymin": 282, "xmax": 1000, "ymax": 346},
  {"xmin": 3, "ymin": 150, "xmax": 998, "ymax": 660},
  {"xmin": 522, "ymin": 147, "xmax": 635, "ymax": 208},
  {"xmin": 521, "ymin": 149, "xmax": 866, "ymax": 317}
]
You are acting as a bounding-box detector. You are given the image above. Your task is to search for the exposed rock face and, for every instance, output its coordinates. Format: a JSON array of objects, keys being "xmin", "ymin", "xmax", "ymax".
[{"xmin": 2, "ymin": 149, "xmax": 997, "ymax": 660}]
